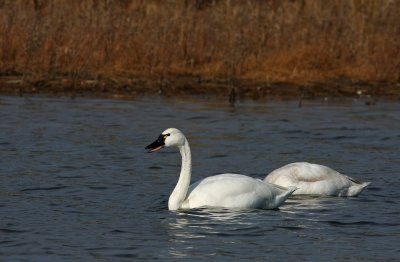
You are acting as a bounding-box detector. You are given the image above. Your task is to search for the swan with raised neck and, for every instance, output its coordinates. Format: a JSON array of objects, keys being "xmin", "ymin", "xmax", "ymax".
[{"xmin": 146, "ymin": 128, "xmax": 296, "ymax": 210}]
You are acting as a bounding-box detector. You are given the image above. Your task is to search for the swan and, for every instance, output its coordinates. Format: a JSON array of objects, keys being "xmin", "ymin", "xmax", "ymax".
[
  {"xmin": 264, "ymin": 162, "xmax": 370, "ymax": 197},
  {"xmin": 145, "ymin": 128, "xmax": 296, "ymax": 210}
]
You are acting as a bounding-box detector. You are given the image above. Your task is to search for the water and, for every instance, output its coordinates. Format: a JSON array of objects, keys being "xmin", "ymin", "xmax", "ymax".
[{"xmin": 1, "ymin": 95, "xmax": 399, "ymax": 261}]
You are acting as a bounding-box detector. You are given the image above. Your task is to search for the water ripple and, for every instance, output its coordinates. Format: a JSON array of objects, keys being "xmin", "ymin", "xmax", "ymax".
[
  {"xmin": 1, "ymin": 96, "xmax": 399, "ymax": 261},
  {"xmin": 20, "ymin": 186, "xmax": 67, "ymax": 192}
]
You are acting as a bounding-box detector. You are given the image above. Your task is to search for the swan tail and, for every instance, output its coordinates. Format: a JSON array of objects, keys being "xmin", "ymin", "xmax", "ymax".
[
  {"xmin": 287, "ymin": 186, "xmax": 298, "ymax": 194},
  {"xmin": 347, "ymin": 181, "xmax": 371, "ymax": 197},
  {"xmin": 270, "ymin": 185, "xmax": 297, "ymax": 209}
]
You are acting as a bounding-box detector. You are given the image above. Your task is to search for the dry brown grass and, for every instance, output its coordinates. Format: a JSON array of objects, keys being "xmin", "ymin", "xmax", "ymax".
[{"xmin": 1, "ymin": 0, "xmax": 399, "ymax": 88}]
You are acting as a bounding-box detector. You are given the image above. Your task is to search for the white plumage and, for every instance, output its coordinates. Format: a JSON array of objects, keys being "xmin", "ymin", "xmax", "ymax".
[
  {"xmin": 182, "ymin": 173, "xmax": 295, "ymax": 210},
  {"xmin": 146, "ymin": 128, "xmax": 296, "ymax": 210},
  {"xmin": 265, "ymin": 162, "xmax": 370, "ymax": 197}
]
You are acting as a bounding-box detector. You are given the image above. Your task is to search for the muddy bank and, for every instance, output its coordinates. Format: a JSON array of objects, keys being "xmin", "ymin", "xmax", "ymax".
[{"xmin": 1, "ymin": 75, "xmax": 399, "ymax": 102}]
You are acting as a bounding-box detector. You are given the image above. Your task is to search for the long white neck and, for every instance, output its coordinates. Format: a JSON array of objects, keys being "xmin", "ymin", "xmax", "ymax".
[{"xmin": 168, "ymin": 138, "xmax": 192, "ymax": 210}]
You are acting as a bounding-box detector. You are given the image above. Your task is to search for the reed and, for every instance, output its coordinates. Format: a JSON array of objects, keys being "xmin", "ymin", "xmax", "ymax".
[{"xmin": 1, "ymin": 0, "xmax": 399, "ymax": 88}]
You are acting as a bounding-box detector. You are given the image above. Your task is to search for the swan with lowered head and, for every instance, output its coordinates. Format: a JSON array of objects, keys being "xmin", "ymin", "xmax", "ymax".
[
  {"xmin": 145, "ymin": 128, "xmax": 296, "ymax": 210},
  {"xmin": 264, "ymin": 162, "xmax": 370, "ymax": 197}
]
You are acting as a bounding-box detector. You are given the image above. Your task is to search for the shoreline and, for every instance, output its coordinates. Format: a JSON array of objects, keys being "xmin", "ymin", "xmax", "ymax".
[{"xmin": 1, "ymin": 75, "xmax": 399, "ymax": 102}]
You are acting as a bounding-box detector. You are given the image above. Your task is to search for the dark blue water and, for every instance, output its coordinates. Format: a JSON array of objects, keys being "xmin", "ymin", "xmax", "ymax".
[{"xmin": 1, "ymin": 95, "xmax": 399, "ymax": 261}]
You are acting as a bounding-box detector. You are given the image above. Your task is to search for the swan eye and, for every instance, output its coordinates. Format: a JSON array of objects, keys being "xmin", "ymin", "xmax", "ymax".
[{"xmin": 163, "ymin": 133, "xmax": 170, "ymax": 139}]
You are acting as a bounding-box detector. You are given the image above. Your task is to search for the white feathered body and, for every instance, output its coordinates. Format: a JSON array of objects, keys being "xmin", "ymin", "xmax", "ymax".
[
  {"xmin": 181, "ymin": 173, "xmax": 296, "ymax": 210},
  {"xmin": 147, "ymin": 128, "xmax": 296, "ymax": 211},
  {"xmin": 265, "ymin": 162, "xmax": 370, "ymax": 197}
]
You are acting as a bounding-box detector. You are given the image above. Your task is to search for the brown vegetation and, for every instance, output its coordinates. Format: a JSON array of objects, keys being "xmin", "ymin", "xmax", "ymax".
[{"xmin": 0, "ymin": 0, "xmax": 399, "ymax": 99}]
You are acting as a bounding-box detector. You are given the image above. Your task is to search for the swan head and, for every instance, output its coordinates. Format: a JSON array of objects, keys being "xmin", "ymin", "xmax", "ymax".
[{"xmin": 145, "ymin": 128, "xmax": 186, "ymax": 152}]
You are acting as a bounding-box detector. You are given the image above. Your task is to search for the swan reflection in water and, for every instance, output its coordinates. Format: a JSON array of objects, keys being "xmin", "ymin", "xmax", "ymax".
[
  {"xmin": 164, "ymin": 209, "xmax": 244, "ymax": 258},
  {"xmin": 280, "ymin": 195, "xmax": 348, "ymax": 213},
  {"xmin": 164, "ymin": 208, "xmax": 279, "ymax": 258},
  {"xmin": 163, "ymin": 195, "xmax": 352, "ymax": 258},
  {"xmin": 167, "ymin": 208, "xmax": 259, "ymax": 233}
]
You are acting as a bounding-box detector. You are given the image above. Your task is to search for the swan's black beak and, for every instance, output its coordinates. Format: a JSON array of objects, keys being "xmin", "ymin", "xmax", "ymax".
[{"xmin": 145, "ymin": 134, "xmax": 165, "ymax": 153}]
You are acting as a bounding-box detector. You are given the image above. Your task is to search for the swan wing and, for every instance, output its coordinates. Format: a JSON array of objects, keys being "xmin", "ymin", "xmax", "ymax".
[{"xmin": 184, "ymin": 174, "xmax": 294, "ymax": 209}]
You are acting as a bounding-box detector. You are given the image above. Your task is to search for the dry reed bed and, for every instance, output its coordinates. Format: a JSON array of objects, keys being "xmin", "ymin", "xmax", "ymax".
[{"xmin": 0, "ymin": 0, "xmax": 399, "ymax": 98}]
